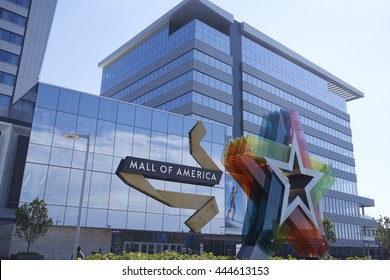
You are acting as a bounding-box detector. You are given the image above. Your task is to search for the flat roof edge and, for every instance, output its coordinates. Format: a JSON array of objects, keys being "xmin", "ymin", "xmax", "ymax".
[
  {"xmin": 241, "ymin": 22, "xmax": 364, "ymax": 101},
  {"xmin": 98, "ymin": 0, "xmax": 234, "ymax": 69}
]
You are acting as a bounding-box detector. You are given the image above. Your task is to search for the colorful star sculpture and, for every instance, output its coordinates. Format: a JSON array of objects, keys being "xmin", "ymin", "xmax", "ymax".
[{"xmin": 222, "ymin": 109, "xmax": 335, "ymax": 259}]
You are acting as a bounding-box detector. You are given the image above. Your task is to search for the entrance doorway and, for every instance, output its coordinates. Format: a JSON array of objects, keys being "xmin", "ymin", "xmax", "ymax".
[{"xmin": 124, "ymin": 241, "xmax": 183, "ymax": 254}]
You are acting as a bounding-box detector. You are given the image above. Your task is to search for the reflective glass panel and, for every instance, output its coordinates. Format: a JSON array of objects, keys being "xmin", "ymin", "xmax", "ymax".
[
  {"xmin": 162, "ymin": 215, "xmax": 180, "ymax": 232},
  {"xmin": 95, "ymin": 120, "xmax": 115, "ymax": 155},
  {"xmin": 146, "ymin": 196, "xmax": 163, "ymax": 214},
  {"xmin": 150, "ymin": 131, "xmax": 167, "ymax": 162},
  {"xmin": 117, "ymin": 102, "xmax": 135, "ymax": 126},
  {"xmin": 67, "ymin": 170, "xmax": 91, "ymax": 207},
  {"xmin": 127, "ymin": 212, "xmax": 145, "ymax": 230},
  {"xmin": 145, "ymin": 213, "xmax": 163, "ymax": 231},
  {"xmin": 212, "ymin": 124, "xmax": 225, "ymax": 144},
  {"xmin": 88, "ymin": 172, "xmax": 110, "ymax": 209},
  {"xmin": 79, "ymin": 94, "xmax": 99, "ymax": 118},
  {"xmin": 132, "ymin": 127, "xmax": 151, "ymax": 158},
  {"xmin": 109, "ymin": 176, "xmax": 129, "ymax": 210},
  {"xmin": 152, "ymin": 110, "xmax": 168, "ymax": 132},
  {"xmin": 168, "ymin": 114, "xmax": 183, "ymax": 136},
  {"xmin": 47, "ymin": 205, "xmax": 65, "ymax": 226},
  {"xmin": 26, "ymin": 144, "xmax": 50, "ymax": 164},
  {"xmin": 45, "ymin": 166, "xmax": 70, "ymax": 205},
  {"xmin": 114, "ymin": 124, "xmax": 133, "ymax": 157},
  {"xmin": 58, "ymin": 88, "xmax": 80, "ymax": 114},
  {"xmin": 30, "ymin": 107, "xmax": 56, "ymax": 146},
  {"xmin": 128, "ymin": 188, "xmax": 146, "ymax": 212},
  {"xmin": 19, "ymin": 163, "xmax": 47, "ymax": 203},
  {"xmin": 50, "ymin": 147, "xmax": 72, "ymax": 167},
  {"xmin": 52, "ymin": 112, "xmax": 77, "ymax": 149},
  {"xmin": 86, "ymin": 209, "xmax": 108, "ymax": 228},
  {"xmin": 98, "ymin": 98, "xmax": 118, "ymax": 122},
  {"xmin": 107, "ymin": 210, "xmax": 127, "ymax": 229},
  {"xmin": 92, "ymin": 153, "xmax": 113, "ymax": 173},
  {"xmin": 135, "ymin": 106, "xmax": 152, "ymax": 129},
  {"xmin": 75, "ymin": 116, "xmax": 97, "ymax": 151},
  {"xmin": 63, "ymin": 206, "xmax": 87, "ymax": 227},
  {"xmin": 36, "ymin": 84, "xmax": 59, "ymax": 110},
  {"xmin": 167, "ymin": 135, "xmax": 182, "ymax": 164}
]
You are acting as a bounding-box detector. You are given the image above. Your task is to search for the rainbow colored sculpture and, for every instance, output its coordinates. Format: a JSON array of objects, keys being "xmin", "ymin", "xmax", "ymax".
[{"xmin": 222, "ymin": 109, "xmax": 334, "ymax": 259}]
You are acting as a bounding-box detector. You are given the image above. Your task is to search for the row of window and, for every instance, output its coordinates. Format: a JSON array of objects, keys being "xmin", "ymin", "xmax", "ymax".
[
  {"xmin": 102, "ymin": 19, "xmax": 230, "ymax": 93},
  {"xmin": 333, "ymin": 177, "xmax": 357, "ymax": 195},
  {"xmin": 305, "ymin": 134, "xmax": 353, "ymax": 158},
  {"xmin": 333, "ymin": 222, "xmax": 362, "ymax": 241},
  {"xmin": 110, "ymin": 50, "xmax": 193, "ymax": 100},
  {"xmin": 194, "ymin": 19, "xmax": 230, "ymax": 54},
  {"xmin": 323, "ymin": 196, "xmax": 360, "ymax": 218},
  {"xmin": 243, "ymin": 90, "xmax": 352, "ymax": 143},
  {"xmin": 300, "ymin": 115, "xmax": 352, "ymax": 143},
  {"xmin": 309, "ymin": 152, "xmax": 355, "ymax": 174},
  {"xmin": 243, "ymin": 72, "xmax": 350, "ymax": 128},
  {"xmin": 188, "ymin": 114, "xmax": 233, "ymax": 137},
  {"xmin": 102, "ymin": 26, "xmax": 174, "ymax": 92},
  {"xmin": 110, "ymin": 49, "xmax": 232, "ymax": 100},
  {"xmin": 0, "ymin": 71, "xmax": 16, "ymax": 86},
  {"xmin": 7, "ymin": 0, "xmax": 31, "ymax": 9},
  {"xmin": 193, "ymin": 70, "xmax": 232, "ymax": 94},
  {"xmin": 0, "ymin": 28, "xmax": 23, "ymax": 46},
  {"xmin": 194, "ymin": 49, "xmax": 232, "ymax": 74},
  {"xmin": 243, "ymin": 110, "xmax": 263, "ymax": 126},
  {"xmin": 0, "ymin": 93, "xmax": 11, "ymax": 107},
  {"xmin": 28, "ymin": 124, "xmax": 225, "ymax": 174},
  {"xmin": 242, "ymin": 112, "xmax": 355, "ymax": 174},
  {"xmin": 33, "ymin": 85, "xmax": 226, "ymax": 143},
  {"xmin": 21, "ymin": 162, "xmax": 225, "ymax": 233},
  {"xmin": 130, "ymin": 70, "xmax": 232, "ymax": 105},
  {"xmin": 242, "ymin": 37, "xmax": 346, "ymax": 111},
  {"xmin": 0, "ymin": 49, "xmax": 19, "ymax": 65},
  {"xmin": 157, "ymin": 91, "xmax": 232, "ymax": 115},
  {"xmin": 0, "ymin": 7, "xmax": 27, "ymax": 27},
  {"xmin": 32, "ymin": 109, "xmax": 225, "ymax": 158}
]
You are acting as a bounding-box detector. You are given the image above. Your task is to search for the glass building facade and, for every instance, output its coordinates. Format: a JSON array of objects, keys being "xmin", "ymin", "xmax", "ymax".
[
  {"xmin": 0, "ymin": 0, "xmax": 379, "ymax": 260},
  {"xmin": 22, "ymin": 83, "xmax": 226, "ymax": 234},
  {"xmin": 0, "ymin": 0, "xmax": 57, "ymax": 258},
  {"xmin": 99, "ymin": 0, "xmax": 378, "ymax": 259},
  {"xmin": 5, "ymin": 83, "xmax": 231, "ymax": 258},
  {"xmin": 0, "ymin": 0, "xmax": 57, "ymax": 106}
]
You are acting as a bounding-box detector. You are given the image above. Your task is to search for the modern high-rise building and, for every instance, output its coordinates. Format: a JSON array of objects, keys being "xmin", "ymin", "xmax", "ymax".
[
  {"xmin": 0, "ymin": 0, "xmax": 57, "ymax": 257},
  {"xmin": 0, "ymin": 0, "xmax": 380, "ymax": 260},
  {"xmin": 0, "ymin": 0, "xmax": 57, "ymax": 106},
  {"xmin": 99, "ymin": 0, "xmax": 377, "ymax": 257}
]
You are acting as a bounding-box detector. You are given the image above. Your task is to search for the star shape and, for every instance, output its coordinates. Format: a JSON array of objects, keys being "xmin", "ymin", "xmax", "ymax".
[{"xmin": 265, "ymin": 133, "xmax": 324, "ymax": 228}]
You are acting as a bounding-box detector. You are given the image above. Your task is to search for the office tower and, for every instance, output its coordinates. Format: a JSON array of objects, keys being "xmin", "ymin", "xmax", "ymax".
[
  {"xmin": 0, "ymin": 0, "xmax": 57, "ymax": 257},
  {"xmin": 0, "ymin": 0, "xmax": 57, "ymax": 106},
  {"xmin": 99, "ymin": 0, "xmax": 376, "ymax": 258}
]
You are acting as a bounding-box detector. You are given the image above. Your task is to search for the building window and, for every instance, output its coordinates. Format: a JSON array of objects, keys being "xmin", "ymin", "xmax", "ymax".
[
  {"xmin": 0, "ymin": 8, "xmax": 27, "ymax": 27},
  {"xmin": 0, "ymin": 93, "xmax": 11, "ymax": 107},
  {"xmin": 0, "ymin": 71, "xmax": 16, "ymax": 86},
  {"xmin": 0, "ymin": 49, "xmax": 20, "ymax": 65},
  {"xmin": 6, "ymin": 0, "xmax": 31, "ymax": 9},
  {"xmin": 0, "ymin": 28, "xmax": 23, "ymax": 46}
]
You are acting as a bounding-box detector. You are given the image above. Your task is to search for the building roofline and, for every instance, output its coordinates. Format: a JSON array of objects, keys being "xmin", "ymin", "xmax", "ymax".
[
  {"xmin": 98, "ymin": 0, "xmax": 363, "ymax": 101},
  {"xmin": 98, "ymin": 0, "xmax": 234, "ymax": 69},
  {"xmin": 241, "ymin": 23, "xmax": 364, "ymax": 101}
]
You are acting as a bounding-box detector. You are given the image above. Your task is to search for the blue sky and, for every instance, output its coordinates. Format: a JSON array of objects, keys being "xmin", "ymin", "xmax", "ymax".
[{"xmin": 40, "ymin": 0, "xmax": 390, "ymax": 218}]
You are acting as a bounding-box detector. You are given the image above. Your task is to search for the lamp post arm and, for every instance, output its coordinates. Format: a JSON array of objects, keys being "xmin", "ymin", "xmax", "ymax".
[{"xmin": 72, "ymin": 135, "xmax": 90, "ymax": 260}]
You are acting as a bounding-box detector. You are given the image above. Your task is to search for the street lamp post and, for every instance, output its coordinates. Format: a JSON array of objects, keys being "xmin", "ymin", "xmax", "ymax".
[{"xmin": 62, "ymin": 133, "xmax": 90, "ymax": 260}]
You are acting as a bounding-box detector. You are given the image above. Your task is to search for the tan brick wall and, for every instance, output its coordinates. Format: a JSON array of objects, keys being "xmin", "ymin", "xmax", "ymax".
[{"xmin": 9, "ymin": 226, "xmax": 112, "ymax": 259}]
